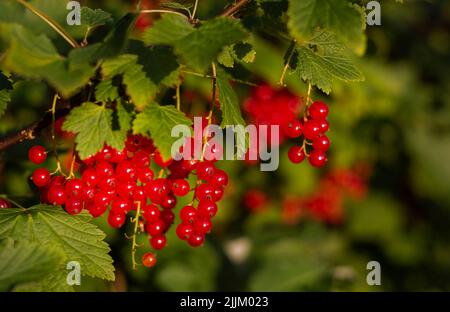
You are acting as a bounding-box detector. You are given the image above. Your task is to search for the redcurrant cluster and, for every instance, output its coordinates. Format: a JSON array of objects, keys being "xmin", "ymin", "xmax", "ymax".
[
  {"xmin": 285, "ymin": 100, "xmax": 330, "ymax": 168},
  {"xmin": 28, "ymin": 133, "xmax": 229, "ymax": 267}
]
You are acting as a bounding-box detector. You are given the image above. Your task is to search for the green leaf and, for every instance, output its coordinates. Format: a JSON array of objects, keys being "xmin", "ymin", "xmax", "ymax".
[
  {"xmin": 0, "ymin": 239, "xmax": 63, "ymax": 291},
  {"xmin": 218, "ymin": 46, "xmax": 236, "ymax": 68},
  {"xmin": 217, "ymin": 43, "xmax": 257, "ymax": 68},
  {"xmin": 12, "ymin": 268, "xmax": 73, "ymax": 292},
  {"xmin": 0, "ymin": 206, "xmax": 115, "ymax": 281},
  {"xmin": 133, "ymin": 104, "xmax": 192, "ymax": 160},
  {"xmin": 101, "ymin": 54, "xmax": 156, "ymax": 110},
  {"xmin": 161, "ymin": 2, "xmax": 193, "ymax": 16},
  {"xmin": 294, "ymin": 30, "xmax": 364, "ymax": 94},
  {"xmin": 0, "ymin": 72, "xmax": 13, "ymax": 119},
  {"xmin": 216, "ymin": 68, "xmax": 248, "ymax": 156},
  {"xmin": 287, "ymin": 0, "xmax": 366, "ymax": 54},
  {"xmin": 81, "ymin": 7, "xmax": 112, "ymax": 29},
  {"xmin": 2, "ymin": 25, "xmax": 96, "ymax": 98},
  {"xmin": 95, "ymin": 79, "xmax": 119, "ymax": 102},
  {"xmin": 143, "ymin": 15, "xmax": 248, "ymax": 71},
  {"xmin": 62, "ymin": 102, "xmax": 130, "ymax": 159}
]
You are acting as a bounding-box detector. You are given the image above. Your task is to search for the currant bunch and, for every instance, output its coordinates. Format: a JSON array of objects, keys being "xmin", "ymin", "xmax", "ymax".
[
  {"xmin": 27, "ymin": 132, "xmax": 229, "ymax": 266},
  {"xmin": 285, "ymin": 100, "xmax": 330, "ymax": 168}
]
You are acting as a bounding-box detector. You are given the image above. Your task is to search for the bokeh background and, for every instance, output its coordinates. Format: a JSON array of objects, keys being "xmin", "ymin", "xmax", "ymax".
[{"xmin": 1, "ymin": 0, "xmax": 450, "ymax": 291}]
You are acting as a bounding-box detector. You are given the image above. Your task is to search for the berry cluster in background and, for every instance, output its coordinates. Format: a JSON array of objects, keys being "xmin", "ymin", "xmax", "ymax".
[{"xmin": 27, "ymin": 133, "xmax": 228, "ymax": 268}]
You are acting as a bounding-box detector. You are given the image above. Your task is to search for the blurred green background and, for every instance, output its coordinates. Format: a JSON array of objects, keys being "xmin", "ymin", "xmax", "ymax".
[{"xmin": 1, "ymin": 0, "xmax": 450, "ymax": 291}]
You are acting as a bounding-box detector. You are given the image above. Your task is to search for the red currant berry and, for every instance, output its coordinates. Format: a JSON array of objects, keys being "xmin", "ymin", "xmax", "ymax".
[
  {"xmin": 146, "ymin": 220, "xmax": 165, "ymax": 236},
  {"xmin": 153, "ymin": 151, "xmax": 173, "ymax": 168},
  {"xmin": 195, "ymin": 183, "xmax": 216, "ymax": 202},
  {"xmin": 65, "ymin": 198, "xmax": 83, "ymax": 215},
  {"xmin": 144, "ymin": 179, "xmax": 171, "ymax": 204},
  {"xmin": 32, "ymin": 168, "xmax": 51, "ymax": 187},
  {"xmin": 308, "ymin": 150, "xmax": 328, "ymax": 168},
  {"xmin": 81, "ymin": 168, "xmax": 98, "ymax": 187},
  {"xmin": 96, "ymin": 145, "xmax": 114, "ymax": 162},
  {"xmin": 49, "ymin": 176, "xmax": 66, "ymax": 187},
  {"xmin": 283, "ymin": 119, "xmax": 303, "ymax": 138},
  {"xmin": 309, "ymin": 101, "xmax": 329, "ymax": 119},
  {"xmin": 150, "ymin": 235, "xmax": 167, "ymax": 250},
  {"xmin": 82, "ymin": 186, "xmax": 95, "ymax": 202},
  {"xmin": 181, "ymin": 159, "xmax": 198, "ymax": 172},
  {"xmin": 132, "ymin": 186, "xmax": 147, "ymax": 204},
  {"xmin": 196, "ymin": 162, "xmax": 216, "ymax": 180},
  {"xmin": 160, "ymin": 210, "xmax": 175, "ymax": 227},
  {"xmin": 212, "ymin": 187, "xmax": 224, "ymax": 202},
  {"xmin": 193, "ymin": 217, "xmax": 212, "ymax": 234},
  {"xmin": 111, "ymin": 199, "xmax": 131, "ymax": 214},
  {"xmin": 94, "ymin": 191, "xmax": 111, "ymax": 208},
  {"xmin": 318, "ymin": 119, "xmax": 329, "ymax": 133},
  {"xmin": 288, "ymin": 146, "xmax": 305, "ymax": 164},
  {"xmin": 115, "ymin": 160, "xmax": 136, "ymax": 180},
  {"xmin": 137, "ymin": 167, "xmax": 154, "ymax": 183},
  {"xmin": 312, "ymin": 135, "xmax": 330, "ymax": 152},
  {"xmin": 188, "ymin": 233, "xmax": 205, "ymax": 247},
  {"xmin": 172, "ymin": 179, "xmax": 190, "ymax": 197},
  {"xmin": 95, "ymin": 161, "xmax": 114, "ymax": 178},
  {"xmin": 209, "ymin": 169, "xmax": 228, "ymax": 187},
  {"xmin": 180, "ymin": 205, "xmax": 198, "ymax": 223},
  {"xmin": 176, "ymin": 223, "xmax": 194, "ymax": 240},
  {"xmin": 142, "ymin": 252, "xmax": 156, "ymax": 268},
  {"xmin": 28, "ymin": 145, "xmax": 47, "ymax": 164},
  {"xmin": 108, "ymin": 211, "xmax": 126, "ymax": 228},
  {"xmin": 133, "ymin": 150, "xmax": 151, "ymax": 168},
  {"xmin": 197, "ymin": 200, "xmax": 218, "ymax": 218},
  {"xmin": 0, "ymin": 199, "xmax": 12, "ymax": 209},
  {"xmin": 65, "ymin": 179, "xmax": 84, "ymax": 197},
  {"xmin": 303, "ymin": 120, "xmax": 322, "ymax": 140},
  {"xmin": 161, "ymin": 195, "xmax": 177, "ymax": 210},
  {"xmin": 143, "ymin": 204, "xmax": 160, "ymax": 223},
  {"xmin": 47, "ymin": 185, "xmax": 67, "ymax": 206},
  {"xmin": 117, "ymin": 180, "xmax": 136, "ymax": 198}
]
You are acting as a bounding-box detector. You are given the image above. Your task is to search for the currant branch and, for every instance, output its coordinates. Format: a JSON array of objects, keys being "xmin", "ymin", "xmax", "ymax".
[{"xmin": 221, "ymin": 0, "xmax": 251, "ymax": 17}]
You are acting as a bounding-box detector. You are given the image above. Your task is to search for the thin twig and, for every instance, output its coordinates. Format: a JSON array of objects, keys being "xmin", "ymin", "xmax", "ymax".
[
  {"xmin": 221, "ymin": 0, "xmax": 250, "ymax": 17},
  {"xmin": 140, "ymin": 9, "xmax": 188, "ymax": 19}
]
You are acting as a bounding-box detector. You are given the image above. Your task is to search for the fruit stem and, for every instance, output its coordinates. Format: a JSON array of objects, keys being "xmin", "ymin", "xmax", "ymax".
[
  {"xmin": 131, "ymin": 201, "xmax": 142, "ymax": 270},
  {"xmin": 192, "ymin": 0, "xmax": 200, "ymax": 20},
  {"xmin": 140, "ymin": 9, "xmax": 189, "ymax": 19},
  {"xmin": 201, "ymin": 63, "xmax": 217, "ymax": 162},
  {"xmin": 50, "ymin": 94, "xmax": 65, "ymax": 176},
  {"xmin": 279, "ymin": 40, "xmax": 297, "ymax": 86},
  {"xmin": 176, "ymin": 83, "xmax": 181, "ymax": 111}
]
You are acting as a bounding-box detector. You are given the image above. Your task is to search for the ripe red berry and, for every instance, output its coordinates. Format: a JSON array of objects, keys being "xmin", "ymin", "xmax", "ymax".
[
  {"xmin": 193, "ymin": 217, "xmax": 212, "ymax": 234},
  {"xmin": 87, "ymin": 202, "xmax": 108, "ymax": 218},
  {"xmin": 196, "ymin": 162, "xmax": 216, "ymax": 180},
  {"xmin": 82, "ymin": 186, "xmax": 95, "ymax": 202},
  {"xmin": 142, "ymin": 252, "xmax": 157, "ymax": 268},
  {"xmin": 94, "ymin": 191, "xmax": 111, "ymax": 208},
  {"xmin": 196, "ymin": 183, "xmax": 215, "ymax": 202},
  {"xmin": 95, "ymin": 161, "xmax": 114, "ymax": 178},
  {"xmin": 137, "ymin": 167, "xmax": 154, "ymax": 184},
  {"xmin": 312, "ymin": 135, "xmax": 330, "ymax": 152},
  {"xmin": 318, "ymin": 119, "xmax": 329, "ymax": 133},
  {"xmin": 188, "ymin": 233, "xmax": 205, "ymax": 247},
  {"xmin": 146, "ymin": 220, "xmax": 165, "ymax": 236},
  {"xmin": 176, "ymin": 223, "xmax": 194, "ymax": 240},
  {"xmin": 209, "ymin": 169, "xmax": 228, "ymax": 187},
  {"xmin": 150, "ymin": 235, "xmax": 167, "ymax": 250},
  {"xmin": 47, "ymin": 185, "xmax": 67, "ymax": 206},
  {"xmin": 145, "ymin": 179, "xmax": 171, "ymax": 204},
  {"xmin": 0, "ymin": 199, "xmax": 12, "ymax": 209},
  {"xmin": 32, "ymin": 168, "xmax": 51, "ymax": 187},
  {"xmin": 197, "ymin": 200, "xmax": 218, "ymax": 218},
  {"xmin": 81, "ymin": 168, "xmax": 98, "ymax": 187},
  {"xmin": 143, "ymin": 204, "xmax": 160, "ymax": 223},
  {"xmin": 65, "ymin": 198, "xmax": 83, "ymax": 215},
  {"xmin": 28, "ymin": 146, "xmax": 47, "ymax": 164},
  {"xmin": 212, "ymin": 187, "xmax": 224, "ymax": 202},
  {"xmin": 96, "ymin": 145, "xmax": 114, "ymax": 162},
  {"xmin": 283, "ymin": 119, "xmax": 303, "ymax": 138},
  {"xmin": 107, "ymin": 211, "xmax": 126, "ymax": 228},
  {"xmin": 115, "ymin": 160, "xmax": 136, "ymax": 180},
  {"xmin": 180, "ymin": 205, "xmax": 198, "ymax": 223},
  {"xmin": 161, "ymin": 195, "xmax": 177, "ymax": 210},
  {"xmin": 309, "ymin": 101, "xmax": 329, "ymax": 119},
  {"xmin": 133, "ymin": 150, "xmax": 151, "ymax": 168},
  {"xmin": 160, "ymin": 210, "xmax": 175, "ymax": 228},
  {"xmin": 308, "ymin": 150, "xmax": 328, "ymax": 168},
  {"xmin": 172, "ymin": 179, "xmax": 190, "ymax": 196},
  {"xmin": 111, "ymin": 199, "xmax": 132, "ymax": 214},
  {"xmin": 288, "ymin": 146, "xmax": 305, "ymax": 164},
  {"xmin": 65, "ymin": 179, "xmax": 84, "ymax": 197},
  {"xmin": 303, "ymin": 120, "xmax": 322, "ymax": 140},
  {"xmin": 117, "ymin": 180, "xmax": 136, "ymax": 198}
]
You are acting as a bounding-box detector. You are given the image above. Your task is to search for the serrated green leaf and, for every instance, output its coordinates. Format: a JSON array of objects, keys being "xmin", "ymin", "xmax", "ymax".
[
  {"xmin": 101, "ymin": 54, "xmax": 156, "ymax": 109},
  {"xmin": 95, "ymin": 79, "xmax": 119, "ymax": 102},
  {"xmin": 133, "ymin": 104, "xmax": 192, "ymax": 160},
  {"xmin": 81, "ymin": 7, "xmax": 112, "ymax": 29},
  {"xmin": 13, "ymin": 268, "xmax": 74, "ymax": 292},
  {"xmin": 0, "ymin": 206, "xmax": 115, "ymax": 281},
  {"xmin": 287, "ymin": 0, "xmax": 366, "ymax": 54},
  {"xmin": 218, "ymin": 46, "xmax": 236, "ymax": 68},
  {"xmin": 0, "ymin": 239, "xmax": 64, "ymax": 291},
  {"xmin": 62, "ymin": 102, "xmax": 129, "ymax": 159},
  {"xmin": 216, "ymin": 68, "xmax": 248, "ymax": 156},
  {"xmin": 234, "ymin": 42, "xmax": 257, "ymax": 64},
  {"xmin": 2, "ymin": 25, "xmax": 95, "ymax": 98},
  {"xmin": 143, "ymin": 15, "xmax": 248, "ymax": 71},
  {"xmin": 294, "ymin": 30, "xmax": 364, "ymax": 94},
  {"xmin": 161, "ymin": 2, "xmax": 193, "ymax": 16}
]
